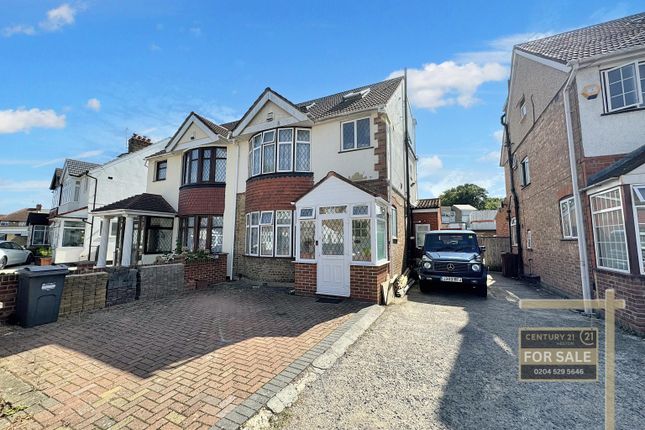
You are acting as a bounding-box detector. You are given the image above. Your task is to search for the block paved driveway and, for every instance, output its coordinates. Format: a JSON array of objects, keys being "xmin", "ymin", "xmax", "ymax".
[{"xmin": 0, "ymin": 283, "xmax": 365, "ymax": 429}]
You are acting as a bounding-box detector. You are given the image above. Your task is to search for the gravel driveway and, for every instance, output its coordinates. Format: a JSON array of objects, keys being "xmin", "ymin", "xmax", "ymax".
[{"xmin": 272, "ymin": 274, "xmax": 645, "ymax": 430}]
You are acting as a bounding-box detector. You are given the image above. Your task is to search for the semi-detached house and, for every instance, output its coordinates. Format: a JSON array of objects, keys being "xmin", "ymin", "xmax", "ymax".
[
  {"xmin": 501, "ymin": 13, "xmax": 645, "ymax": 334},
  {"xmin": 92, "ymin": 77, "xmax": 418, "ymax": 302}
]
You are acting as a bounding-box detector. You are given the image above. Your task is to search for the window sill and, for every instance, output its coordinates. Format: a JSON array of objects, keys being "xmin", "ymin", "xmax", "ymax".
[
  {"xmin": 152, "ymin": 178, "xmax": 166, "ymax": 182},
  {"xmin": 179, "ymin": 182, "xmax": 225, "ymax": 190},
  {"xmin": 601, "ymin": 105, "xmax": 645, "ymax": 117},
  {"xmin": 339, "ymin": 146, "xmax": 373, "ymax": 154},
  {"xmin": 521, "ymin": 183, "xmax": 531, "ymax": 189},
  {"xmin": 247, "ymin": 171, "xmax": 313, "ymax": 183},
  {"xmin": 561, "ymin": 237, "xmax": 578, "ymax": 241},
  {"xmin": 244, "ymin": 254, "xmax": 294, "ymax": 260}
]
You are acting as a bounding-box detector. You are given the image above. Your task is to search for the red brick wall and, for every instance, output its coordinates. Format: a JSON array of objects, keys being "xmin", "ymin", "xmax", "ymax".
[
  {"xmin": 595, "ymin": 270, "xmax": 645, "ymax": 335},
  {"xmin": 581, "ymin": 154, "xmax": 625, "ymax": 185},
  {"xmin": 350, "ymin": 263, "xmax": 388, "ymax": 303},
  {"xmin": 0, "ymin": 274, "xmax": 18, "ymax": 323},
  {"xmin": 245, "ymin": 174, "xmax": 313, "ymax": 212},
  {"xmin": 183, "ymin": 254, "xmax": 228, "ymax": 289},
  {"xmin": 390, "ymin": 193, "xmax": 406, "ymax": 276},
  {"xmin": 178, "ymin": 186, "xmax": 225, "ymax": 216},
  {"xmin": 294, "ymin": 263, "xmax": 316, "ymax": 296},
  {"xmin": 495, "ymin": 208, "xmax": 510, "ymax": 237}
]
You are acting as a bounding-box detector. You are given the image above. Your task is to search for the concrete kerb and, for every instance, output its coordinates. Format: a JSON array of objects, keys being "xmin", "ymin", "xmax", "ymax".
[{"xmin": 211, "ymin": 303, "xmax": 384, "ymax": 430}]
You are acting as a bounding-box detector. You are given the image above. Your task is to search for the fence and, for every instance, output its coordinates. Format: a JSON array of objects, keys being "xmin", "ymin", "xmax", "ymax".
[{"xmin": 480, "ymin": 236, "xmax": 511, "ymax": 271}]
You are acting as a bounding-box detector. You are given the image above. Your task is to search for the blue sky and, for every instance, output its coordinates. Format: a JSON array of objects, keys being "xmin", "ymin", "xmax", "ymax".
[{"xmin": 0, "ymin": 1, "xmax": 642, "ymax": 213}]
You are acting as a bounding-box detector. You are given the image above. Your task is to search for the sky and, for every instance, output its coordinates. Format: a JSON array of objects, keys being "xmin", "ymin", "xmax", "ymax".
[{"xmin": 0, "ymin": 0, "xmax": 642, "ymax": 214}]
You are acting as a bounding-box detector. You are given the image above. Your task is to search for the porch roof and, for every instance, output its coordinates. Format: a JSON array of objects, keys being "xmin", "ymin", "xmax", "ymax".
[
  {"xmin": 91, "ymin": 193, "xmax": 176, "ymax": 217},
  {"xmin": 588, "ymin": 144, "xmax": 645, "ymax": 186}
]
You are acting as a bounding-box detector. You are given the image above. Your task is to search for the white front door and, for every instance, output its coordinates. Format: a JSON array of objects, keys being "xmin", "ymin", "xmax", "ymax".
[{"xmin": 317, "ymin": 215, "xmax": 350, "ymax": 296}]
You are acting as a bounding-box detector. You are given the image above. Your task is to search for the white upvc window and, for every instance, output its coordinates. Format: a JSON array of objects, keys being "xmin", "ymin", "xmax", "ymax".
[
  {"xmin": 275, "ymin": 210, "xmax": 292, "ymax": 257},
  {"xmin": 62, "ymin": 221, "xmax": 85, "ymax": 247},
  {"xmin": 251, "ymin": 134, "xmax": 262, "ymax": 176},
  {"xmin": 375, "ymin": 204, "xmax": 388, "ymax": 262},
  {"xmin": 391, "ymin": 206, "xmax": 398, "ymax": 239},
  {"xmin": 299, "ymin": 207, "xmax": 314, "ymax": 219},
  {"xmin": 631, "ymin": 185, "xmax": 645, "ymax": 274},
  {"xmin": 602, "ymin": 60, "xmax": 645, "ymax": 113},
  {"xmin": 295, "ymin": 128, "xmax": 311, "ymax": 172},
  {"xmin": 560, "ymin": 196, "xmax": 578, "ymax": 239},
  {"xmin": 248, "ymin": 212, "xmax": 260, "ymax": 256},
  {"xmin": 73, "ymin": 180, "xmax": 81, "ymax": 202},
  {"xmin": 521, "ymin": 157, "xmax": 530, "ymax": 186},
  {"xmin": 511, "ymin": 217, "xmax": 517, "ymax": 246},
  {"xmin": 590, "ymin": 187, "xmax": 629, "ymax": 272},
  {"xmin": 262, "ymin": 130, "xmax": 276, "ymax": 174},
  {"xmin": 259, "ymin": 211, "xmax": 274, "ymax": 256},
  {"xmin": 31, "ymin": 225, "xmax": 49, "ymax": 246},
  {"xmin": 415, "ymin": 224, "xmax": 431, "ymax": 248},
  {"xmin": 341, "ymin": 117, "xmax": 371, "ymax": 151},
  {"xmin": 277, "ymin": 128, "xmax": 293, "ymax": 172},
  {"xmin": 351, "ymin": 204, "xmax": 369, "ymax": 217}
]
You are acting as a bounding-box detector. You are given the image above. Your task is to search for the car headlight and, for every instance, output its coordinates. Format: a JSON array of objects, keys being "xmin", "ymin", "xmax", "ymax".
[
  {"xmin": 471, "ymin": 263, "xmax": 481, "ymax": 272},
  {"xmin": 423, "ymin": 262, "xmax": 432, "ymax": 269}
]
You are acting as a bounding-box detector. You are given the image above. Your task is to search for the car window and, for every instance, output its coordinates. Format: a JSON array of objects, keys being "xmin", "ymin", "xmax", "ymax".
[
  {"xmin": 0, "ymin": 242, "xmax": 10, "ymax": 249},
  {"xmin": 424, "ymin": 233, "xmax": 479, "ymax": 253},
  {"xmin": 10, "ymin": 243, "xmax": 23, "ymax": 250}
]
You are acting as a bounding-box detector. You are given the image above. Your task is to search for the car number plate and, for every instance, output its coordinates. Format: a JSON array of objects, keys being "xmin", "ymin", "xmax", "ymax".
[{"xmin": 441, "ymin": 276, "xmax": 462, "ymax": 283}]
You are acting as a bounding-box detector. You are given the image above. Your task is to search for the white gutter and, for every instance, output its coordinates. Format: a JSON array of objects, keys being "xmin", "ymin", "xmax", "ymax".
[{"xmin": 563, "ymin": 61, "xmax": 593, "ymax": 313}]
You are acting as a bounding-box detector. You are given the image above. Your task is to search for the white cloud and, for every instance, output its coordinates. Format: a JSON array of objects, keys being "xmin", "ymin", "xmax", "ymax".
[
  {"xmin": 455, "ymin": 32, "xmax": 553, "ymax": 64},
  {"xmin": 189, "ymin": 26, "xmax": 202, "ymax": 37},
  {"xmin": 493, "ymin": 129, "xmax": 504, "ymax": 144},
  {"xmin": 86, "ymin": 98, "xmax": 101, "ymax": 111},
  {"xmin": 390, "ymin": 61, "xmax": 507, "ymax": 110},
  {"xmin": 2, "ymin": 25, "xmax": 35, "ymax": 37},
  {"xmin": 149, "ymin": 43, "xmax": 162, "ymax": 52},
  {"xmin": 479, "ymin": 151, "xmax": 500, "ymax": 162},
  {"xmin": 0, "ymin": 108, "xmax": 66, "ymax": 134},
  {"xmin": 417, "ymin": 156, "xmax": 443, "ymax": 179},
  {"xmin": 39, "ymin": 3, "xmax": 77, "ymax": 31},
  {"xmin": 0, "ymin": 179, "xmax": 50, "ymax": 191}
]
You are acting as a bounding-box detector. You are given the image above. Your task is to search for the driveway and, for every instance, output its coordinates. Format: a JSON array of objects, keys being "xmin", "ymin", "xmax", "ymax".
[
  {"xmin": 274, "ymin": 275, "xmax": 645, "ymax": 430},
  {"xmin": 0, "ymin": 283, "xmax": 365, "ymax": 429}
]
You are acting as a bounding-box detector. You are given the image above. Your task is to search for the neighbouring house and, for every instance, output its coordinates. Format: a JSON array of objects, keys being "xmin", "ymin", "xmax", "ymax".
[
  {"xmin": 92, "ymin": 76, "xmax": 418, "ymax": 302},
  {"xmin": 440, "ymin": 204, "xmax": 476, "ymax": 229},
  {"xmin": 411, "ymin": 198, "xmax": 441, "ymax": 252},
  {"xmin": 501, "ymin": 13, "xmax": 645, "ymax": 333},
  {"xmin": 468, "ymin": 209, "xmax": 498, "ymax": 236},
  {"xmin": 48, "ymin": 134, "xmax": 167, "ymax": 264},
  {"xmin": 0, "ymin": 205, "xmax": 48, "ymax": 246}
]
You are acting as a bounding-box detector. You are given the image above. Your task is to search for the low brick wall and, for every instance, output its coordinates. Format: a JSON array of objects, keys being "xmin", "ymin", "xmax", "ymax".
[
  {"xmin": 237, "ymin": 255, "xmax": 295, "ymax": 282},
  {"xmin": 60, "ymin": 272, "xmax": 108, "ymax": 317},
  {"xmin": 0, "ymin": 274, "xmax": 19, "ymax": 323},
  {"xmin": 294, "ymin": 263, "xmax": 317, "ymax": 296},
  {"xmin": 105, "ymin": 267, "xmax": 138, "ymax": 307},
  {"xmin": 184, "ymin": 254, "xmax": 228, "ymax": 289},
  {"xmin": 595, "ymin": 269, "xmax": 645, "ymax": 335},
  {"xmin": 350, "ymin": 263, "xmax": 389, "ymax": 303},
  {"xmin": 138, "ymin": 263, "xmax": 185, "ymax": 299}
]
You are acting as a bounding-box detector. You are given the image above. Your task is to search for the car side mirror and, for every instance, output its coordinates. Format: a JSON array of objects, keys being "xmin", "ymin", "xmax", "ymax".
[{"xmin": 479, "ymin": 245, "xmax": 486, "ymax": 253}]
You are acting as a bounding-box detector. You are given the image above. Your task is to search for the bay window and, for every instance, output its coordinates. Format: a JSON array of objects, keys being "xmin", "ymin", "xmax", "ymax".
[
  {"xmin": 180, "ymin": 215, "xmax": 224, "ymax": 253},
  {"xmin": 249, "ymin": 127, "xmax": 310, "ymax": 177},
  {"xmin": 62, "ymin": 221, "xmax": 85, "ymax": 247},
  {"xmin": 182, "ymin": 147, "xmax": 226, "ymax": 185},
  {"xmin": 590, "ymin": 187, "xmax": 629, "ymax": 272},
  {"xmin": 246, "ymin": 210, "xmax": 293, "ymax": 257}
]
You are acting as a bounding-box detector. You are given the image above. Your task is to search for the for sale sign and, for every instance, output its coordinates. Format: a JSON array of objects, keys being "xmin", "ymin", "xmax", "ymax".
[{"xmin": 519, "ymin": 328, "xmax": 598, "ymax": 381}]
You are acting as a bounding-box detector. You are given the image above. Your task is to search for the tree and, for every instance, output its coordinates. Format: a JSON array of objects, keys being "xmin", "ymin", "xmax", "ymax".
[{"xmin": 439, "ymin": 184, "xmax": 501, "ymax": 210}]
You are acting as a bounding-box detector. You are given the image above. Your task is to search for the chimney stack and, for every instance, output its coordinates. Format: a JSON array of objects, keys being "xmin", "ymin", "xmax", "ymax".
[{"xmin": 128, "ymin": 133, "xmax": 153, "ymax": 153}]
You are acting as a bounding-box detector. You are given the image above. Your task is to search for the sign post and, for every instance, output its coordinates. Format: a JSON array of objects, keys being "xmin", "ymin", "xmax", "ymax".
[{"xmin": 519, "ymin": 289, "xmax": 625, "ymax": 430}]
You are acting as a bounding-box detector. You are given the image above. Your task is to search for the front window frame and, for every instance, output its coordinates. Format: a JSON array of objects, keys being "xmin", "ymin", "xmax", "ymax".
[
  {"xmin": 560, "ymin": 196, "xmax": 578, "ymax": 239},
  {"xmin": 155, "ymin": 160, "xmax": 167, "ymax": 181},
  {"xmin": 181, "ymin": 146, "xmax": 227, "ymax": 186},
  {"xmin": 248, "ymin": 127, "xmax": 311, "ymax": 177},
  {"xmin": 144, "ymin": 216, "xmax": 173, "ymax": 254},
  {"xmin": 179, "ymin": 214, "xmax": 224, "ymax": 253},
  {"xmin": 630, "ymin": 185, "xmax": 645, "ymax": 275},
  {"xmin": 590, "ymin": 186, "xmax": 630, "ymax": 273},
  {"xmin": 601, "ymin": 60, "xmax": 645, "ymax": 113},
  {"xmin": 341, "ymin": 117, "xmax": 371, "ymax": 151}
]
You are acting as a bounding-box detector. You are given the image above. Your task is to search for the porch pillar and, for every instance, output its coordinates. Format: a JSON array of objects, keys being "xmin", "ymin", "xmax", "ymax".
[
  {"xmin": 96, "ymin": 216, "xmax": 112, "ymax": 268},
  {"xmin": 121, "ymin": 215, "xmax": 134, "ymax": 267}
]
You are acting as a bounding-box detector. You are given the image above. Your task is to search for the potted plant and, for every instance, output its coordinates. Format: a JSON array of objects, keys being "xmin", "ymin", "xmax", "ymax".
[{"xmin": 35, "ymin": 247, "xmax": 53, "ymax": 266}]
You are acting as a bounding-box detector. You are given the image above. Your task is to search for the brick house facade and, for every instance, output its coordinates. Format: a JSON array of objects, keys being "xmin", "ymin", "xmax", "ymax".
[{"xmin": 502, "ymin": 15, "xmax": 645, "ymax": 334}]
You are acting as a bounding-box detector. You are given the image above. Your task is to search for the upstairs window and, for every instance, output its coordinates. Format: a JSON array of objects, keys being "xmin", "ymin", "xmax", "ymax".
[
  {"xmin": 249, "ymin": 127, "xmax": 310, "ymax": 177},
  {"xmin": 602, "ymin": 61, "xmax": 645, "ymax": 112},
  {"xmin": 155, "ymin": 160, "xmax": 167, "ymax": 181},
  {"xmin": 341, "ymin": 118, "xmax": 371, "ymax": 151},
  {"xmin": 182, "ymin": 147, "xmax": 226, "ymax": 185},
  {"xmin": 521, "ymin": 157, "xmax": 530, "ymax": 186}
]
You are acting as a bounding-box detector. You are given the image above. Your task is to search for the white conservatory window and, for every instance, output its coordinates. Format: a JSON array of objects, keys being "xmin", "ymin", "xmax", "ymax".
[{"xmin": 590, "ymin": 187, "xmax": 629, "ymax": 272}]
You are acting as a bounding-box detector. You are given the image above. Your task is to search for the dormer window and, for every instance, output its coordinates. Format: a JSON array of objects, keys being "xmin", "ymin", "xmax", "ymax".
[
  {"xmin": 343, "ymin": 88, "xmax": 370, "ymax": 100},
  {"xmin": 602, "ymin": 60, "xmax": 645, "ymax": 112}
]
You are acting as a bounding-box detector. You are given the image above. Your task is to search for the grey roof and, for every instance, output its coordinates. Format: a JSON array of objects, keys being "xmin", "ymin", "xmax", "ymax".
[
  {"xmin": 588, "ymin": 144, "xmax": 645, "ymax": 186},
  {"xmin": 65, "ymin": 159, "xmax": 101, "ymax": 176},
  {"xmin": 296, "ymin": 76, "xmax": 403, "ymax": 121},
  {"xmin": 516, "ymin": 13, "xmax": 645, "ymax": 64},
  {"xmin": 414, "ymin": 198, "xmax": 441, "ymax": 209},
  {"xmin": 93, "ymin": 193, "xmax": 175, "ymax": 214},
  {"xmin": 193, "ymin": 112, "xmax": 231, "ymax": 137}
]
